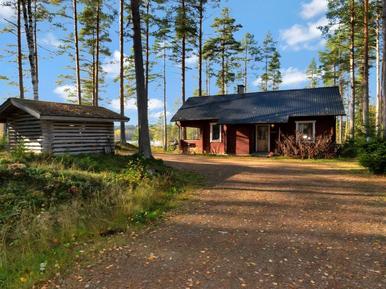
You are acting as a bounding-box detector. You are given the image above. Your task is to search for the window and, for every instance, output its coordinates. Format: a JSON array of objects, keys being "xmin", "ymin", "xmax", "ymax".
[
  {"xmin": 296, "ymin": 121, "xmax": 315, "ymax": 141},
  {"xmin": 186, "ymin": 127, "xmax": 200, "ymax": 140},
  {"xmin": 210, "ymin": 123, "xmax": 222, "ymax": 142}
]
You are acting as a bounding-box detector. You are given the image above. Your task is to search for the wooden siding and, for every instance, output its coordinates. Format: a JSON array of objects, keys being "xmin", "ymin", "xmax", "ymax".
[
  {"xmin": 181, "ymin": 116, "xmax": 337, "ymax": 155},
  {"xmin": 7, "ymin": 111, "xmax": 43, "ymax": 153},
  {"xmin": 46, "ymin": 121, "xmax": 114, "ymax": 155},
  {"xmin": 5, "ymin": 110, "xmax": 115, "ymax": 155}
]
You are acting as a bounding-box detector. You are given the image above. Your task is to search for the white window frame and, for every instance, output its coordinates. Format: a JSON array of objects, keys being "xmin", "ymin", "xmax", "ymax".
[
  {"xmin": 210, "ymin": 123, "xmax": 222, "ymax": 143},
  {"xmin": 295, "ymin": 120, "xmax": 316, "ymax": 141}
]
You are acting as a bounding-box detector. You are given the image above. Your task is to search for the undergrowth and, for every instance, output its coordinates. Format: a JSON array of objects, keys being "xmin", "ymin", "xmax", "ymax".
[{"xmin": 0, "ymin": 151, "xmax": 200, "ymax": 289}]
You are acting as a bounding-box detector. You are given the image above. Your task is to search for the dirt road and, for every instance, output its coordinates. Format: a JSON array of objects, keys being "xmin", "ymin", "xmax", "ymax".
[{"xmin": 52, "ymin": 155, "xmax": 386, "ymax": 289}]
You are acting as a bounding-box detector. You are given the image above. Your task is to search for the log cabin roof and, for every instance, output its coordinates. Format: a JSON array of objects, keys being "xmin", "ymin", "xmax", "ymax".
[
  {"xmin": 0, "ymin": 98, "xmax": 129, "ymax": 122},
  {"xmin": 171, "ymin": 86, "xmax": 345, "ymax": 124}
]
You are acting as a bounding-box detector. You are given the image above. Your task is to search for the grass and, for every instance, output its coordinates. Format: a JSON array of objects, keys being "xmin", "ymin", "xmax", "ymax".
[{"xmin": 0, "ymin": 150, "xmax": 201, "ymax": 289}]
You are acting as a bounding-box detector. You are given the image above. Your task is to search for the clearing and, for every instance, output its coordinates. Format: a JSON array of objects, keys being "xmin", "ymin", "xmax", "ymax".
[{"xmin": 51, "ymin": 154, "xmax": 386, "ymax": 289}]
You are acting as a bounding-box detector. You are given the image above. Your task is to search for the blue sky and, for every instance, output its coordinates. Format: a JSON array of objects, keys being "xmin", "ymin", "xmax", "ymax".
[{"xmin": 0, "ymin": 0, "xmax": 374, "ymax": 125}]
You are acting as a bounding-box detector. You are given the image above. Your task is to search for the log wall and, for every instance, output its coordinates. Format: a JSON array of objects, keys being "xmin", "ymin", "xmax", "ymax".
[
  {"xmin": 6, "ymin": 111, "xmax": 115, "ymax": 155},
  {"xmin": 7, "ymin": 111, "xmax": 43, "ymax": 153},
  {"xmin": 45, "ymin": 121, "xmax": 115, "ymax": 155}
]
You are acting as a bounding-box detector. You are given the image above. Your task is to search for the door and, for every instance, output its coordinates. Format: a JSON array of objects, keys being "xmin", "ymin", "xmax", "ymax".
[{"xmin": 256, "ymin": 125, "xmax": 269, "ymax": 152}]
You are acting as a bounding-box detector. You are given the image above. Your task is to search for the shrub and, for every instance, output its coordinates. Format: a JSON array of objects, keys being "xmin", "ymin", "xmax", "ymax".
[
  {"xmin": 277, "ymin": 131, "xmax": 335, "ymax": 159},
  {"xmin": 358, "ymin": 138, "xmax": 386, "ymax": 174}
]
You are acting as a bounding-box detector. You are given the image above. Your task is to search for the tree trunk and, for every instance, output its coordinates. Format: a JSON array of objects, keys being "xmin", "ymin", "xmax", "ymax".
[
  {"xmin": 94, "ymin": 0, "xmax": 100, "ymax": 107},
  {"xmin": 145, "ymin": 0, "xmax": 150, "ymax": 99},
  {"xmin": 221, "ymin": 45, "xmax": 225, "ymax": 94},
  {"xmin": 21, "ymin": 0, "xmax": 38, "ymax": 100},
  {"xmin": 181, "ymin": 0, "xmax": 186, "ymax": 139},
  {"xmin": 362, "ymin": 0, "xmax": 369, "ymax": 139},
  {"xmin": 349, "ymin": 0, "xmax": 356, "ymax": 140},
  {"xmin": 120, "ymin": 0, "xmax": 126, "ymax": 144},
  {"xmin": 33, "ymin": 0, "xmax": 38, "ymax": 92},
  {"xmin": 206, "ymin": 59, "xmax": 210, "ymax": 95},
  {"xmin": 92, "ymin": 34, "xmax": 96, "ymax": 104},
  {"xmin": 73, "ymin": 0, "xmax": 82, "ymax": 105},
  {"xmin": 198, "ymin": 0, "xmax": 203, "ymax": 96},
  {"xmin": 131, "ymin": 0, "xmax": 152, "ymax": 158},
  {"xmin": 163, "ymin": 46, "xmax": 167, "ymax": 151},
  {"xmin": 376, "ymin": 12, "xmax": 381, "ymax": 136},
  {"xmin": 17, "ymin": 0, "xmax": 24, "ymax": 99},
  {"xmin": 382, "ymin": 0, "xmax": 386, "ymax": 138},
  {"xmin": 244, "ymin": 43, "xmax": 249, "ymax": 91}
]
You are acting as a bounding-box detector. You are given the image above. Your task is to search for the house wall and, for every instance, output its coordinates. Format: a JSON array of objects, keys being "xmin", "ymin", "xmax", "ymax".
[
  {"xmin": 180, "ymin": 115, "xmax": 337, "ymax": 155},
  {"xmin": 7, "ymin": 111, "xmax": 43, "ymax": 153}
]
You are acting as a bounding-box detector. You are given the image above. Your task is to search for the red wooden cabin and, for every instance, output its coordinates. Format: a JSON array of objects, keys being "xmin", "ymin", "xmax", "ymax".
[{"xmin": 171, "ymin": 86, "xmax": 345, "ymax": 155}]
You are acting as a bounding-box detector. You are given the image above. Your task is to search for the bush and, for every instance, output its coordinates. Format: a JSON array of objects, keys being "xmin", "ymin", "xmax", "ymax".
[
  {"xmin": 358, "ymin": 138, "xmax": 386, "ymax": 174},
  {"xmin": 277, "ymin": 131, "xmax": 335, "ymax": 159}
]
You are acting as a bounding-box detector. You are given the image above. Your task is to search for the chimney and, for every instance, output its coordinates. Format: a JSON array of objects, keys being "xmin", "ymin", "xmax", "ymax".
[{"xmin": 237, "ymin": 84, "xmax": 245, "ymax": 94}]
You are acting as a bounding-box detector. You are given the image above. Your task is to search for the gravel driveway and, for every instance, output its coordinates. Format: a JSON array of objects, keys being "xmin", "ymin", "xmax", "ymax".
[{"xmin": 51, "ymin": 154, "xmax": 386, "ymax": 289}]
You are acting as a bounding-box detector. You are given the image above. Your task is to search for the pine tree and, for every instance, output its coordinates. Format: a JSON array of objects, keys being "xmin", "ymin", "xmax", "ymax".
[
  {"xmin": 382, "ymin": 0, "xmax": 386, "ymax": 138},
  {"xmin": 120, "ymin": 0, "xmax": 126, "ymax": 144},
  {"xmin": 269, "ymin": 50, "xmax": 282, "ymax": 91},
  {"xmin": 203, "ymin": 7, "xmax": 242, "ymax": 95},
  {"xmin": 73, "ymin": 0, "xmax": 81, "ymax": 104},
  {"xmin": 306, "ymin": 58, "xmax": 319, "ymax": 88},
  {"xmin": 21, "ymin": 0, "xmax": 39, "ymax": 99},
  {"xmin": 78, "ymin": 0, "xmax": 115, "ymax": 105},
  {"xmin": 239, "ymin": 32, "xmax": 260, "ymax": 92},
  {"xmin": 130, "ymin": 0, "xmax": 152, "ymax": 158},
  {"xmin": 17, "ymin": 0, "xmax": 24, "ymax": 99},
  {"xmin": 260, "ymin": 32, "xmax": 276, "ymax": 92},
  {"xmin": 173, "ymin": 0, "xmax": 196, "ymax": 103},
  {"xmin": 154, "ymin": 15, "xmax": 172, "ymax": 151}
]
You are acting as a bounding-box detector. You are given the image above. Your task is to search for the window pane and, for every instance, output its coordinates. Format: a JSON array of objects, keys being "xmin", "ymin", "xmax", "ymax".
[
  {"xmin": 186, "ymin": 127, "xmax": 200, "ymax": 140},
  {"xmin": 211, "ymin": 124, "xmax": 221, "ymax": 141},
  {"xmin": 297, "ymin": 122, "xmax": 314, "ymax": 140}
]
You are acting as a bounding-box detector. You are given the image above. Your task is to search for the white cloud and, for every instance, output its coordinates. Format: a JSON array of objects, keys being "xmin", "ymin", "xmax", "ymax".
[
  {"xmin": 148, "ymin": 98, "xmax": 163, "ymax": 110},
  {"xmin": 186, "ymin": 54, "xmax": 198, "ymax": 66},
  {"xmin": 41, "ymin": 33, "xmax": 62, "ymax": 48},
  {"xmin": 281, "ymin": 67, "xmax": 307, "ymax": 87},
  {"xmin": 54, "ymin": 85, "xmax": 76, "ymax": 101},
  {"xmin": 150, "ymin": 110, "xmax": 171, "ymax": 119},
  {"xmin": 110, "ymin": 97, "xmax": 163, "ymax": 111},
  {"xmin": 280, "ymin": 16, "xmax": 328, "ymax": 50},
  {"xmin": 252, "ymin": 67, "xmax": 307, "ymax": 88},
  {"xmin": 300, "ymin": 0, "xmax": 327, "ymax": 19},
  {"xmin": 111, "ymin": 98, "xmax": 137, "ymax": 111},
  {"xmin": 0, "ymin": 4, "xmax": 15, "ymax": 22},
  {"xmin": 102, "ymin": 50, "xmax": 121, "ymax": 78}
]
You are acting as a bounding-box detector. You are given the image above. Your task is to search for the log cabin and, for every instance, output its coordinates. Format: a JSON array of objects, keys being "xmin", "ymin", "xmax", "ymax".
[
  {"xmin": 171, "ymin": 86, "xmax": 345, "ymax": 155},
  {"xmin": 0, "ymin": 98, "xmax": 129, "ymax": 155}
]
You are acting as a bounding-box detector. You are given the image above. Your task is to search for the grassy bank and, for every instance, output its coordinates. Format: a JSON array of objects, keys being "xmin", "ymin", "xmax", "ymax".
[{"xmin": 0, "ymin": 151, "xmax": 200, "ymax": 289}]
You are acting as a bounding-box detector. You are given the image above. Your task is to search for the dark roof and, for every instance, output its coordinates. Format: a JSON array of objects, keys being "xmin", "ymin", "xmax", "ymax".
[
  {"xmin": 0, "ymin": 98, "xmax": 129, "ymax": 122},
  {"xmin": 171, "ymin": 87, "xmax": 345, "ymax": 124}
]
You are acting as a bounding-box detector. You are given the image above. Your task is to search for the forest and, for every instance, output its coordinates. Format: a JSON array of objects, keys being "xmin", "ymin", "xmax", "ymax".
[
  {"xmin": 0, "ymin": 1, "xmax": 386, "ymax": 288},
  {"xmin": 0, "ymin": 0, "xmax": 385, "ymax": 157}
]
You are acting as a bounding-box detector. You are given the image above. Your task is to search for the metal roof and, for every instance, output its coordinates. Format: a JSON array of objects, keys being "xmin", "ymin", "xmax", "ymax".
[
  {"xmin": 0, "ymin": 98, "xmax": 129, "ymax": 122},
  {"xmin": 171, "ymin": 87, "xmax": 345, "ymax": 124}
]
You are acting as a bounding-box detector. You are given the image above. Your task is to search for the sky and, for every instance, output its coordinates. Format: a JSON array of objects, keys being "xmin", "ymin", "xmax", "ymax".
[{"xmin": 0, "ymin": 0, "xmax": 375, "ymax": 125}]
